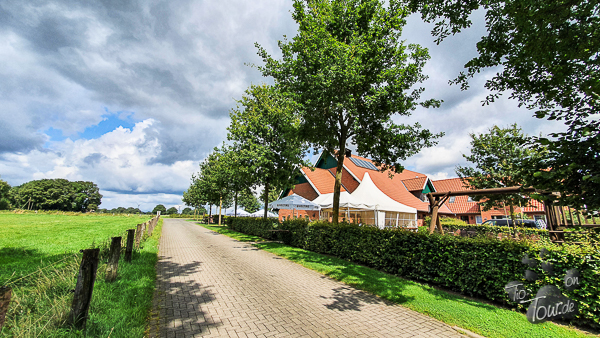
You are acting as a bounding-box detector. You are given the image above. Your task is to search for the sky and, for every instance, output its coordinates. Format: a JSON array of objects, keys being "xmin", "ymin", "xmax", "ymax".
[{"xmin": 0, "ymin": 0, "xmax": 567, "ymax": 212}]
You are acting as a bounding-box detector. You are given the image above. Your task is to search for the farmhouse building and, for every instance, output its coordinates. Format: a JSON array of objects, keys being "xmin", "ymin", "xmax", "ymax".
[{"xmin": 278, "ymin": 152, "xmax": 546, "ymax": 226}]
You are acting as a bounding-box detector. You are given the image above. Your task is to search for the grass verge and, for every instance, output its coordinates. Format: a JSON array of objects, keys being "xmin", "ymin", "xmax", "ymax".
[
  {"xmin": 0, "ymin": 213, "xmax": 162, "ymax": 337},
  {"xmin": 199, "ymin": 223, "xmax": 595, "ymax": 338}
]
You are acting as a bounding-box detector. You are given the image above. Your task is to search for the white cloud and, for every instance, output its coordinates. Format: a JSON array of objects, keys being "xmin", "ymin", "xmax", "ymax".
[{"xmin": 0, "ymin": 119, "xmax": 198, "ymax": 210}]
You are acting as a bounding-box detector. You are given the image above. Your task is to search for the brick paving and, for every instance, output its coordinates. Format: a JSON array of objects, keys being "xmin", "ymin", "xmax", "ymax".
[{"xmin": 153, "ymin": 218, "xmax": 467, "ymax": 337}]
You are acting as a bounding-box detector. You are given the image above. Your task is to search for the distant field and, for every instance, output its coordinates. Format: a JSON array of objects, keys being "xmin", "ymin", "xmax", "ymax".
[{"xmin": 0, "ymin": 212, "xmax": 161, "ymax": 337}]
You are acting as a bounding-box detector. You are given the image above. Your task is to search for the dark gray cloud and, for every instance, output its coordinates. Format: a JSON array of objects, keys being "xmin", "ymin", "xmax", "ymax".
[{"xmin": 0, "ymin": 0, "xmax": 564, "ymax": 207}]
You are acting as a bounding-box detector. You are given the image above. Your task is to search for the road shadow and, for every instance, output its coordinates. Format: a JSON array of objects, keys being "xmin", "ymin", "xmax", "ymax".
[
  {"xmin": 151, "ymin": 258, "xmax": 221, "ymax": 336},
  {"xmin": 321, "ymin": 286, "xmax": 387, "ymax": 311}
]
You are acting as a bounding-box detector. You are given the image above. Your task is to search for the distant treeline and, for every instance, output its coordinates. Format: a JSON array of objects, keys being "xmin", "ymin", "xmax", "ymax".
[{"xmin": 0, "ymin": 178, "xmax": 102, "ymax": 212}]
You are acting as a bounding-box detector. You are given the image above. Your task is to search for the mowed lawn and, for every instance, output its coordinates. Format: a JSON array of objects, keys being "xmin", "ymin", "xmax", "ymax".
[{"xmin": 0, "ymin": 212, "xmax": 161, "ymax": 337}]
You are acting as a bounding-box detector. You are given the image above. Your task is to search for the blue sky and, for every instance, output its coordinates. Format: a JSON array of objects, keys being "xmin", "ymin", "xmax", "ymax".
[{"xmin": 0, "ymin": 0, "xmax": 564, "ymax": 211}]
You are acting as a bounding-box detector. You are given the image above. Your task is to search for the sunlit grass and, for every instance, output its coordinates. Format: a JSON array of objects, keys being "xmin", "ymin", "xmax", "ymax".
[{"xmin": 0, "ymin": 212, "xmax": 162, "ymax": 337}]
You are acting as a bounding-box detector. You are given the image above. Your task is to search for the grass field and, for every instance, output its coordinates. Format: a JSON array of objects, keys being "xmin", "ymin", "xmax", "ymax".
[
  {"xmin": 0, "ymin": 212, "xmax": 162, "ymax": 337},
  {"xmin": 200, "ymin": 223, "xmax": 597, "ymax": 338}
]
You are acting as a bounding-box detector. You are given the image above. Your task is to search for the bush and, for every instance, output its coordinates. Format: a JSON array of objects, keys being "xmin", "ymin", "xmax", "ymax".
[{"xmin": 227, "ymin": 217, "xmax": 600, "ymax": 329}]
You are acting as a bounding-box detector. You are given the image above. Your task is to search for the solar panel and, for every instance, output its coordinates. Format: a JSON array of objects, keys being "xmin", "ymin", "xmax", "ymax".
[{"xmin": 349, "ymin": 157, "xmax": 379, "ymax": 171}]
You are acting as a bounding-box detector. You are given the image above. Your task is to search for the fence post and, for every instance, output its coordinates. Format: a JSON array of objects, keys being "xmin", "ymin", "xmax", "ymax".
[
  {"xmin": 125, "ymin": 229, "xmax": 135, "ymax": 262},
  {"xmin": 68, "ymin": 249, "xmax": 100, "ymax": 329},
  {"xmin": 105, "ymin": 237, "xmax": 122, "ymax": 282},
  {"xmin": 135, "ymin": 224, "xmax": 143, "ymax": 249},
  {"xmin": 0, "ymin": 287, "xmax": 11, "ymax": 330}
]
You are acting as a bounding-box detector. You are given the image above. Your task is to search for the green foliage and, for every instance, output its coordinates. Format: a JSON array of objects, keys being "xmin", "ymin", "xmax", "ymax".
[
  {"xmin": 456, "ymin": 124, "xmax": 543, "ymax": 222},
  {"xmin": 227, "ymin": 84, "xmax": 308, "ymax": 214},
  {"xmin": 237, "ymin": 189, "xmax": 261, "ymax": 213},
  {"xmin": 256, "ymin": 0, "xmax": 442, "ymax": 223},
  {"xmin": 409, "ymin": 0, "xmax": 600, "ymax": 210},
  {"xmin": 152, "ymin": 204, "xmax": 167, "ymax": 214},
  {"xmin": 227, "ymin": 217, "xmax": 600, "ymax": 329},
  {"xmin": 9, "ymin": 179, "xmax": 102, "ymax": 212},
  {"xmin": 228, "ymin": 216, "xmax": 280, "ymax": 239},
  {"xmin": 166, "ymin": 207, "xmax": 178, "ymax": 215},
  {"xmin": 181, "ymin": 207, "xmax": 193, "ymax": 214},
  {"xmin": 0, "ymin": 179, "xmax": 11, "ymax": 210}
]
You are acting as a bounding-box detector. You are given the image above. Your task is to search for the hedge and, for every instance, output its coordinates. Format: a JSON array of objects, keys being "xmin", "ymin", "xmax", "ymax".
[{"xmin": 227, "ymin": 217, "xmax": 600, "ymax": 329}]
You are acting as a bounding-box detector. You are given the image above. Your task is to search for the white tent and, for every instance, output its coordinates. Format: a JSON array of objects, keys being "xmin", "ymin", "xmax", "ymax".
[
  {"xmin": 249, "ymin": 209, "xmax": 278, "ymax": 218},
  {"xmin": 352, "ymin": 173, "xmax": 417, "ymax": 214},
  {"xmin": 313, "ymin": 191, "xmax": 375, "ymax": 210},
  {"xmin": 225, "ymin": 208, "xmax": 250, "ymax": 216},
  {"xmin": 319, "ymin": 173, "xmax": 417, "ymax": 229},
  {"xmin": 268, "ymin": 193, "xmax": 321, "ymax": 211},
  {"xmin": 269, "ymin": 193, "xmax": 320, "ymax": 220}
]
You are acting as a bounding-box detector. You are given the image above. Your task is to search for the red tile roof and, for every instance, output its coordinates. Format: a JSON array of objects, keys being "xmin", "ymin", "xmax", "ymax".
[
  {"xmin": 432, "ymin": 177, "xmax": 545, "ymax": 214},
  {"xmin": 301, "ymin": 167, "xmax": 346, "ymax": 195},
  {"xmin": 402, "ymin": 177, "xmax": 427, "ymax": 191},
  {"xmin": 340, "ymin": 155, "xmax": 452, "ymax": 214}
]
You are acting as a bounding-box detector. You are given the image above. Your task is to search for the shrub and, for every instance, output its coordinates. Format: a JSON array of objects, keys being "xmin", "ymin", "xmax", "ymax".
[{"xmin": 227, "ymin": 217, "xmax": 600, "ymax": 329}]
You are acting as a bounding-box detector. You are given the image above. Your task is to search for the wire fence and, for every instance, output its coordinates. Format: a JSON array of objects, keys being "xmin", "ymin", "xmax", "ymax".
[{"xmin": 0, "ymin": 215, "xmax": 161, "ymax": 337}]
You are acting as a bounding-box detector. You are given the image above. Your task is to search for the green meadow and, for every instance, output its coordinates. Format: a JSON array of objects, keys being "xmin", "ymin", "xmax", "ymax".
[{"xmin": 0, "ymin": 212, "xmax": 162, "ymax": 337}]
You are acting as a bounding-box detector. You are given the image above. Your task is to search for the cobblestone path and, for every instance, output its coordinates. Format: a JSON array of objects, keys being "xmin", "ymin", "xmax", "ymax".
[{"xmin": 153, "ymin": 218, "xmax": 466, "ymax": 337}]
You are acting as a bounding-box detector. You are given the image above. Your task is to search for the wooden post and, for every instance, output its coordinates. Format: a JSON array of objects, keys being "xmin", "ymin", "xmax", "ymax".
[
  {"xmin": 561, "ymin": 206, "xmax": 568, "ymax": 227},
  {"xmin": 125, "ymin": 229, "xmax": 135, "ymax": 262},
  {"xmin": 0, "ymin": 286, "xmax": 11, "ymax": 330},
  {"xmin": 568, "ymin": 207, "xmax": 575, "ymax": 226},
  {"xmin": 576, "ymin": 210, "xmax": 583, "ymax": 226},
  {"xmin": 105, "ymin": 237, "xmax": 122, "ymax": 282},
  {"xmin": 135, "ymin": 224, "xmax": 143, "ymax": 249},
  {"xmin": 68, "ymin": 249, "xmax": 100, "ymax": 329}
]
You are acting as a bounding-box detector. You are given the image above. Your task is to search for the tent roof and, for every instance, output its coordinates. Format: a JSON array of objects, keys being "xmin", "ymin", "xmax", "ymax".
[
  {"xmin": 225, "ymin": 208, "xmax": 250, "ymax": 216},
  {"xmin": 313, "ymin": 191, "xmax": 375, "ymax": 210},
  {"xmin": 268, "ymin": 193, "xmax": 321, "ymax": 211},
  {"xmin": 352, "ymin": 173, "xmax": 417, "ymax": 213},
  {"xmin": 249, "ymin": 209, "xmax": 278, "ymax": 218}
]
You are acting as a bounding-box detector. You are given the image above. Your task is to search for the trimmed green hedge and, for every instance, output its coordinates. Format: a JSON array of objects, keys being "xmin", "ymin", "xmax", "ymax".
[{"xmin": 228, "ymin": 217, "xmax": 600, "ymax": 329}]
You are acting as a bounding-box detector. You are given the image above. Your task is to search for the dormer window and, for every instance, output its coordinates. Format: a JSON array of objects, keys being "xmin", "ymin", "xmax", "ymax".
[{"xmin": 448, "ymin": 196, "xmax": 455, "ymax": 203}]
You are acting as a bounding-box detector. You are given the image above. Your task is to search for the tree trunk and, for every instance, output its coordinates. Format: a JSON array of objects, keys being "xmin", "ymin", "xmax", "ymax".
[
  {"xmin": 234, "ymin": 191, "xmax": 238, "ymax": 217},
  {"xmin": 208, "ymin": 204, "xmax": 212, "ymax": 224},
  {"xmin": 332, "ymin": 149, "xmax": 346, "ymax": 225},
  {"xmin": 218, "ymin": 196, "xmax": 222, "ymax": 226},
  {"xmin": 264, "ymin": 180, "xmax": 269, "ymax": 219},
  {"xmin": 509, "ymin": 203, "xmax": 517, "ymax": 237}
]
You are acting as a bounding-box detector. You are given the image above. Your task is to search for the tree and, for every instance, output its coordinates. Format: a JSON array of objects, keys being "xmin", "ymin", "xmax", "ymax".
[
  {"xmin": 152, "ymin": 204, "xmax": 167, "ymax": 215},
  {"xmin": 71, "ymin": 181, "xmax": 102, "ymax": 212},
  {"xmin": 228, "ymin": 84, "xmax": 309, "ymax": 218},
  {"xmin": 409, "ymin": 0, "xmax": 600, "ymax": 209},
  {"xmin": 194, "ymin": 149, "xmax": 234, "ymax": 223},
  {"xmin": 166, "ymin": 207, "xmax": 178, "ymax": 215},
  {"xmin": 218, "ymin": 145, "xmax": 255, "ymax": 217},
  {"xmin": 10, "ymin": 178, "xmax": 102, "ymax": 212},
  {"xmin": 256, "ymin": 0, "xmax": 442, "ymax": 223},
  {"xmin": 455, "ymin": 124, "xmax": 543, "ymax": 224},
  {"xmin": 0, "ymin": 179, "xmax": 10, "ymax": 210},
  {"xmin": 237, "ymin": 189, "xmax": 261, "ymax": 213},
  {"xmin": 181, "ymin": 207, "xmax": 193, "ymax": 215}
]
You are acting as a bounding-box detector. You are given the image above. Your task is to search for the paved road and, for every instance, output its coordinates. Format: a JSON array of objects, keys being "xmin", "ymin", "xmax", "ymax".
[{"xmin": 152, "ymin": 218, "xmax": 466, "ymax": 337}]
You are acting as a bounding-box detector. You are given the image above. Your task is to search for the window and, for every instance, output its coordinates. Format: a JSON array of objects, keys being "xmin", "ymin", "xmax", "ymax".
[
  {"xmin": 476, "ymin": 216, "xmax": 482, "ymax": 224},
  {"xmin": 282, "ymin": 216, "xmax": 286, "ymax": 221},
  {"xmin": 448, "ymin": 196, "xmax": 455, "ymax": 203}
]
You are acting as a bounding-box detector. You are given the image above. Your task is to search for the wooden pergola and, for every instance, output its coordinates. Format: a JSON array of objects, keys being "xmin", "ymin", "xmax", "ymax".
[{"xmin": 426, "ymin": 186, "xmax": 599, "ymax": 243}]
